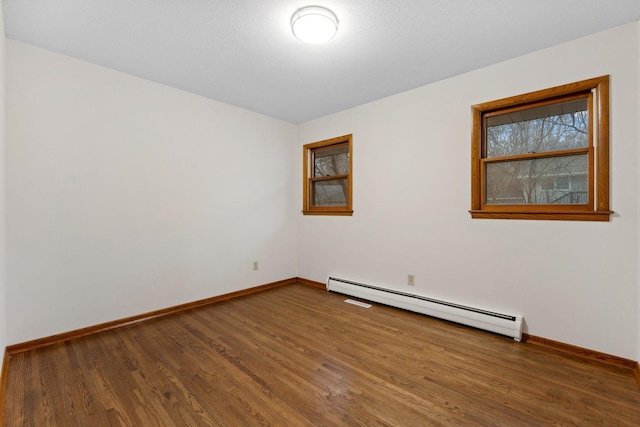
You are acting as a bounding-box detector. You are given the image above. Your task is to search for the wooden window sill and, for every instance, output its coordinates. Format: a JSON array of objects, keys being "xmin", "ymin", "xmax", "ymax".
[
  {"xmin": 469, "ymin": 210, "xmax": 613, "ymax": 221},
  {"xmin": 302, "ymin": 210, "xmax": 354, "ymax": 216}
]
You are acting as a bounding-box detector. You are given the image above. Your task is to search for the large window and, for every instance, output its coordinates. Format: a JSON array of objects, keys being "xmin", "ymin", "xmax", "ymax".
[
  {"xmin": 470, "ymin": 76, "xmax": 611, "ymax": 221},
  {"xmin": 302, "ymin": 134, "xmax": 353, "ymax": 216}
]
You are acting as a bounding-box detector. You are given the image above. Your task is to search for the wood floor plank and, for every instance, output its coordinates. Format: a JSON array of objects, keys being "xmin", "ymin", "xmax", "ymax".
[{"xmin": 3, "ymin": 284, "xmax": 640, "ymax": 426}]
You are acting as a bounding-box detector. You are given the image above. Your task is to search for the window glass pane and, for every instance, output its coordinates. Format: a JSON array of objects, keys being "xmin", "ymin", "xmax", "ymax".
[
  {"xmin": 486, "ymin": 98, "xmax": 588, "ymax": 158},
  {"xmin": 312, "ymin": 179, "xmax": 348, "ymax": 206},
  {"xmin": 485, "ymin": 154, "xmax": 588, "ymax": 205},
  {"xmin": 313, "ymin": 145, "xmax": 349, "ymax": 177}
]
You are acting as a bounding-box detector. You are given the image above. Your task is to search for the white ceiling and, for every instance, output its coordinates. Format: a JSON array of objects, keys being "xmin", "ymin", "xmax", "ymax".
[{"xmin": 3, "ymin": 1, "xmax": 640, "ymax": 124}]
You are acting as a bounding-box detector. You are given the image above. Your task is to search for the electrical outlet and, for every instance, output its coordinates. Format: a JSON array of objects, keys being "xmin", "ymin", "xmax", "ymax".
[
  {"xmin": 408, "ymin": 274, "xmax": 415, "ymax": 286},
  {"xmin": 253, "ymin": 261, "xmax": 259, "ymax": 271}
]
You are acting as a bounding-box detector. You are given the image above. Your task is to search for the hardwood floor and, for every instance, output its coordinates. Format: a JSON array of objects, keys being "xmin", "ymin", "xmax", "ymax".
[{"xmin": 3, "ymin": 284, "xmax": 640, "ymax": 426}]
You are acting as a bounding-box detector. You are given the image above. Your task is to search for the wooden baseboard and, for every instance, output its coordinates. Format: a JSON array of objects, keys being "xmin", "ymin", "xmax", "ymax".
[
  {"xmin": 4, "ymin": 280, "xmax": 638, "ymax": 384},
  {"xmin": 522, "ymin": 333, "xmax": 637, "ymax": 371},
  {"xmin": 296, "ymin": 277, "xmax": 326, "ymax": 289},
  {"xmin": 7, "ymin": 278, "xmax": 298, "ymax": 355},
  {"xmin": 0, "ymin": 349, "xmax": 9, "ymax": 425}
]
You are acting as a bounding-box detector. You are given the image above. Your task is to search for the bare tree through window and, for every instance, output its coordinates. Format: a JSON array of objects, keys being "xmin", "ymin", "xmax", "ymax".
[{"xmin": 484, "ymin": 98, "xmax": 589, "ymax": 205}]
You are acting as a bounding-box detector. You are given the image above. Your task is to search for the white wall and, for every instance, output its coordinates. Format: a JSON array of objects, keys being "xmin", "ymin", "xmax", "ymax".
[
  {"xmin": 637, "ymin": 20, "xmax": 640, "ymax": 364},
  {"xmin": 298, "ymin": 22, "xmax": 639, "ymax": 360},
  {"xmin": 0, "ymin": 5, "xmax": 7, "ymax": 356},
  {"xmin": 6, "ymin": 41, "xmax": 298, "ymax": 344}
]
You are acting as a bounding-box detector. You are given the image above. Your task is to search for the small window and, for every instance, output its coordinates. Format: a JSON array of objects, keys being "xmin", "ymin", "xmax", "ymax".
[
  {"xmin": 470, "ymin": 76, "xmax": 611, "ymax": 221},
  {"xmin": 302, "ymin": 134, "xmax": 353, "ymax": 216}
]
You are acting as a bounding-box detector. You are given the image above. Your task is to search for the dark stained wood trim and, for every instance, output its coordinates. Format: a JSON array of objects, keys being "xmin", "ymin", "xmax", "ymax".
[
  {"xmin": 296, "ymin": 277, "xmax": 326, "ymax": 289},
  {"xmin": 595, "ymin": 75, "xmax": 610, "ymax": 212},
  {"xmin": 0, "ymin": 349, "xmax": 9, "ymax": 424},
  {"xmin": 470, "ymin": 105, "xmax": 482, "ymax": 211},
  {"xmin": 301, "ymin": 209, "xmax": 354, "ymax": 216},
  {"xmin": 470, "ymin": 75, "xmax": 612, "ymax": 222},
  {"xmin": 469, "ymin": 210, "xmax": 613, "ymax": 221},
  {"xmin": 522, "ymin": 333, "xmax": 636, "ymax": 370},
  {"xmin": 302, "ymin": 134, "xmax": 353, "ymax": 216},
  {"xmin": 635, "ymin": 363, "xmax": 640, "ymax": 390},
  {"xmin": 7, "ymin": 278, "xmax": 298, "ymax": 355}
]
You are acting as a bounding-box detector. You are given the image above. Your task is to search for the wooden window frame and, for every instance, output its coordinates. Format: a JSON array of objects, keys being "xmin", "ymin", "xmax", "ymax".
[
  {"xmin": 302, "ymin": 134, "xmax": 353, "ymax": 216},
  {"xmin": 470, "ymin": 76, "xmax": 612, "ymax": 221}
]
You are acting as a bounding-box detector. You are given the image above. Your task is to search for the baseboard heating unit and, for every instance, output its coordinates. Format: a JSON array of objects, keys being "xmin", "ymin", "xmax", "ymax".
[{"xmin": 326, "ymin": 276, "xmax": 523, "ymax": 341}]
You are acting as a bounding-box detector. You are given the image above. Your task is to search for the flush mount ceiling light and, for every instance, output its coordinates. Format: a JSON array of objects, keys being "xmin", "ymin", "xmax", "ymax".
[{"xmin": 291, "ymin": 6, "xmax": 338, "ymax": 44}]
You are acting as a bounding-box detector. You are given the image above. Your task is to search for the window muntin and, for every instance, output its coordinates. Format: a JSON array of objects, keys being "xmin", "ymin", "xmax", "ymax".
[
  {"xmin": 303, "ymin": 135, "xmax": 353, "ymax": 215},
  {"xmin": 470, "ymin": 76, "xmax": 611, "ymax": 221}
]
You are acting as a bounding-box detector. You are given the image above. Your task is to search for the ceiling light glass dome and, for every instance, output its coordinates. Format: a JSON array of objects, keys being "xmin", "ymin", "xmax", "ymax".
[{"xmin": 291, "ymin": 6, "xmax": 338, "ymax": 44}]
